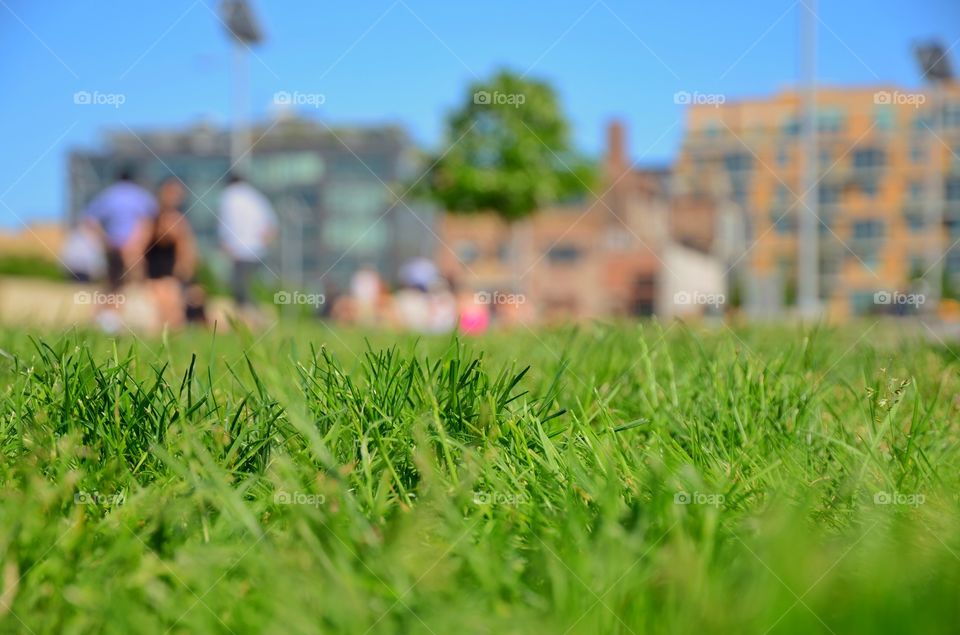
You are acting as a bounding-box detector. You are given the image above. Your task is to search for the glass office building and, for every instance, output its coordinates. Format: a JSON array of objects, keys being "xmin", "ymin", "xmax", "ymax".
[{"xmin": 68, "ymin": 116, "xmax": 436, "ymax": 290}]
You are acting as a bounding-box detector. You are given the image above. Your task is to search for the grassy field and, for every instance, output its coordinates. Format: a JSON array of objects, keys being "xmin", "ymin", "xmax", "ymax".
[{"xmin": 1, "ymin": 321, "xmax": 959, "ymax": 634}]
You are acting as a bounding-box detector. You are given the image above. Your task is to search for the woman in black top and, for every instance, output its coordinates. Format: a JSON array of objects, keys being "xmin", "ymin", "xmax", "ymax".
[
  {"xmin": 145, "ymin": 238, "xmax": 177, "ymax": 279},
  {"xmin": 146, "ymin": 177, "xmax": 198, "ymax": 326}
]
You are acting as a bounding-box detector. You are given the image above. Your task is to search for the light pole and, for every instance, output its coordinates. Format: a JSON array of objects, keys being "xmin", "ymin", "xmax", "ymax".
[
  {"xmin": 220, "ymin": 0, "xmax": 263, "ymax": 172},
  {"xmin": 797, "ymin": 0, "xmax": 819, "ymax": 319},
  {"xmin": 915, "ymin": 42, "xmax": 954, "ymax": 314}
]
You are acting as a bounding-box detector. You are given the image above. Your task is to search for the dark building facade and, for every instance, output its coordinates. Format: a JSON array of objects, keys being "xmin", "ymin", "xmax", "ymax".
[{"xmin": 68, "ymin": 116, "xmax": 435, "ymax": 290}]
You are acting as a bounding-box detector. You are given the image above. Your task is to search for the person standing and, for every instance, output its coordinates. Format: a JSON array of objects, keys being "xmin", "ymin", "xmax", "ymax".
[
  {"xmin": 83, "ymin": 167, "xmax": 157, "ymax": 290},
  {"xmin": 218, "ymin": 172, "xmax": 277, "ymax": 308},
  {"xmin": 145, "ymin": 177, "xmax": 198, "ymax": 327},
  {"xmin": 82, "ymin": 167, "xmax": 157, "ymax": 333}
]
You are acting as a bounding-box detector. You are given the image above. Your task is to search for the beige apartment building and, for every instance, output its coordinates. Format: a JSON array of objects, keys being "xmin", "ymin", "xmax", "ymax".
[{"xmin": 674, "ymin": 83, "xmax": 960, "ymax": 319}]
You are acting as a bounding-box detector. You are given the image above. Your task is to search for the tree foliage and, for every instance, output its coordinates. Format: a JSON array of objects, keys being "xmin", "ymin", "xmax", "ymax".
[{"xmin": 420, "ymin": 70, "xmax": 596, "ymax": 222}]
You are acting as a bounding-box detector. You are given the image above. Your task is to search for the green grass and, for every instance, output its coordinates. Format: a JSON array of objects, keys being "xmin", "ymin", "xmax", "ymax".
[
  {"xmin": 1, "ymin": 321, "xmax": 959, "ymax": 634},
  {"xmin": 0, "ymin": 254, "xmax": 66, "ymax": 281}
]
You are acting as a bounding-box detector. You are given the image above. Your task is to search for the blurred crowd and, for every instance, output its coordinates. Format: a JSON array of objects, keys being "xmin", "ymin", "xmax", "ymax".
[
  {"xmin": 64, "ymin": 169, "xmax": 526, "ymax": 335},
  {"xmin": 322, "ymin": 259, "xmax": 529, "ymax": 335},
  {"xmin": 63, "ymin": 167, "xmax": 277, "ymax": 333}
]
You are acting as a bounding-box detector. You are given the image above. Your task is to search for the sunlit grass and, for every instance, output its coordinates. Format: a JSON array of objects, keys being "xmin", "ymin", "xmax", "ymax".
[{"xmin": 0, "ymin": 321, "xmax": 958, "ymax": 633}]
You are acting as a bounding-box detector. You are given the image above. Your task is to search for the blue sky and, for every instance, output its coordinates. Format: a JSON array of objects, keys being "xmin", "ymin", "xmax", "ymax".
[{"xmin": 1, "ymin": 0, "xmax": 958, "ymax": 227}]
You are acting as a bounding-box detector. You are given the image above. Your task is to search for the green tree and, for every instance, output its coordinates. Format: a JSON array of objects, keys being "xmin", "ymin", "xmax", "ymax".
[{"xmin": 420, "ymin": 70, "xmax": 595, "ymax": 285}]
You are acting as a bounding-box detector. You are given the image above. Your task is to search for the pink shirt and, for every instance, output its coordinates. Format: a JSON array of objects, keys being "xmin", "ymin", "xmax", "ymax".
[{"xmin": 459, "ymin": 306, "xmax": 490, "ymax": 335}]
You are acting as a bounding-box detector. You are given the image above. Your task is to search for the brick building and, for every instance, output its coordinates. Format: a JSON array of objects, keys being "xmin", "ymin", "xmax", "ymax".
[{"xmin": 436, "ymin": 122, "xmax": 723, "ymax": 320}]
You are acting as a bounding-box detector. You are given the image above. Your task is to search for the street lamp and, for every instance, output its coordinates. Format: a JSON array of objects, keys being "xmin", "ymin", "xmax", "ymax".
[
  {"xmin": 914, "ymin": 41, "xmax": 954, "ymax": 313},
  {"xmin": 219, "ymin": 0, "xmax": 263, "ymax": 171},
  {"xmin": 797, "ymin": 0, "xmax": 819, "ymax": 319},
  {"xmin": 915, "ymin": 43, "xmax": 954, "ymax": 82}
]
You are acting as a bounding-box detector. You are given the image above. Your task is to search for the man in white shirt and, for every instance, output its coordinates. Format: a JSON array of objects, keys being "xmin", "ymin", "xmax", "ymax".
[{"xmin": 218, "ymin": 173, "xmax": 278, "ymax": 307}]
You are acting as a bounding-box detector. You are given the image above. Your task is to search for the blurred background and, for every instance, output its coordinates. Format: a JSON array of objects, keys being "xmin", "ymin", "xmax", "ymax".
[{"xmin": 1, "ymin": 0, "xmax": 959, "ymax": 330}]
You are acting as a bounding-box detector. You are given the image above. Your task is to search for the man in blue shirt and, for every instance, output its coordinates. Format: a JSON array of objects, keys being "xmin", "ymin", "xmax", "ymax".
[{"xmin": 84, "ymin": 167, "xmax": 157, "ymax": 290}]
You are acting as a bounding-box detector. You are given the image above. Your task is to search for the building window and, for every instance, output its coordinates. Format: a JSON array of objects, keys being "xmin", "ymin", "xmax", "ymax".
[
  {"xmin": 782, "ymin": 117, "xmax": 801, "ymax": 137},
  {"xmin": 947, "ymin": 250, "xmax": 960, "ymax": 274},
  {"xmin": 731, "ymin": 177, "xmax": 749, "ymax": 206},
  {"xmin": 771, "ymin": 210, "xmax": 795, "ymax": 234},
  {"xmin": 911, "ymin": 143, "xmax": 926, "ymax": 164},
  {"xmin": 852, "ymin": 220, "xmax": 884, "ymax": 239},
  {"xmin": 860, "ymin": 179, "xmax": 879, "ymax": 198},
  {"xmin": 819, "ymin": 184, "xmax": 841, "ymax": 205},
  {"xmin": 946, "ymin": 178, "xmax": 960, "ymax": 202},
  {"xmin": 820, "ymin": 254, "xmax": 841, "ymax": 276},
  {"xmin": 905, "ymin": 211, "xmax": 925, "ymax": 232},
  {"xmin": 547, "ymin": 244, "xmax": 582, "ymax": 264},
  {"xmin": 853, "ymin": 148, "xmax": 885, "ymax": 169},
  {"xmin": 874, "ymin": 105, "xmax": 895, "ymax": 130},
  {"xmin": 328, "ymin": 152, "xmax": 391, "ymax": 179},
  {"xmin": 250, "ymin": 152, "xmax": 325, "ymax": 188},
  {"xmin": 724, "ymin": 153, "xmax": 752, "ymax": 172},
  {"xmin": 945, "ymin": 104, "xmax": 960, "ymax": 129},
  {"xmin": 323, "ymin": 182, "xmax": 389, "ymax": 252},
  {"xmin": 817, "ymin": 108, "xmax": 845, "ymax": 133},
  {"xmin": 850, "ymin": 292, "xmax": 875, "ymax": 316},
  {"xmin": 497, "ymin": 243, "xmax": 511, "ymax": 263},
  {"xmin": 324, "ymin": 182, "xmax": 387, "ymax": 217}
]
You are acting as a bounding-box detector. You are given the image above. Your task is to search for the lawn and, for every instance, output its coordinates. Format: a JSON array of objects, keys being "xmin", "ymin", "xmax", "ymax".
[{"xmin": 0, "ymin": 321, "xmax": 959, "ymax": 634}]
